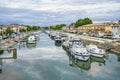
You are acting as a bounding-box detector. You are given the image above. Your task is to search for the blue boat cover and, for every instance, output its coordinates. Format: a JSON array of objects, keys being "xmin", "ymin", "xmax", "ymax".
[{"xmin": 69, "ymin": 40, "xmax": 80, "ymax": 42}]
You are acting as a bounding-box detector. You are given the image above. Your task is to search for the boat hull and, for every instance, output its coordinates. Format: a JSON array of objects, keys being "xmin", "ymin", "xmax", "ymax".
[
  {"xmin": 71, "ymin": 51, "xmax": 90, "ymax": 61},
  {"xmin": 88, "ymin": 51, "xmax": 104, "ymax": 57}
]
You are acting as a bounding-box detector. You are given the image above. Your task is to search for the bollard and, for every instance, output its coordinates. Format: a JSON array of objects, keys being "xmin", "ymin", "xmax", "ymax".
[
  {"xmin": 13, "ymin": 48, "xmax": 17, "ymax": 59},
  {"xmin": 0, "ymin": 59, "xmax": 2, "ymax": 73}
]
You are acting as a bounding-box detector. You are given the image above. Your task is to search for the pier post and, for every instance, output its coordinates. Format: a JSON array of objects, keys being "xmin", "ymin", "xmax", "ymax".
[
  {"xmin": 0, "ymin": 59, "xmax": 2, "ymax": 73},
  {"xmin": 13, "ymin": 48, "xmax": 17, "ymax": 59}
]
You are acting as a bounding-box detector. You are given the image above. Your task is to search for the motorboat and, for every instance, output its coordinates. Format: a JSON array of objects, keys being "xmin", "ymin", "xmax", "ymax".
[
  {"xmin": 61, "ymin": 34, "xmax": 68, "ymax": 41},
  {"xmin": 69, "ymin": 44, "xmax": 90, "ymax": 61},
  {"xmin": 55, "ymin": 36, "xmax": 62, "ymax": 43},
  {"xmin": 27, "ymin": 35, "xmax": 36, "ymax": 44},
  {"xmin": 86, "ymin": 44, "xmax": 105, "ymax": 57},
  {"xmin": 33, "ymin": 32, "xmax": 40, "ymax": 40},
  {"xmin": 62, "ymin": 37, "xmax": 82, "ymax": 51},
  {"xmin": 49, "ymin": 32, "xmax": 56, "ymax": 39}
]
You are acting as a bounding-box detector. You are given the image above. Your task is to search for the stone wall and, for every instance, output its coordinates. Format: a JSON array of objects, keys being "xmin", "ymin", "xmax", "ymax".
[{"xmin": 80, "ymin": 37, "xmax": 120, "ymax": 54}]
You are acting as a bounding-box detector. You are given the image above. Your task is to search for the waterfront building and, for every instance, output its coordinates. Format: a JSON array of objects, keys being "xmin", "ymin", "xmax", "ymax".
[
  {"xmin": 111, "ymin": 21, "xmax": 120, "ymax": 38},
  {"xmin": 10, "ymin": 24, "xmax": 27, "ymax": 33},
  {"xmin": 62, "ymin": 26, "xmax": 69, "ymax": 32},
  {"xmin": 0, "ymin": 24, "xmax": 27, "ymax": 35},
  {"xmin": 0, "ymin": 25, "xmax": 9, "ymax": 35},
  {"xmin": 77, "ymin": 22, "xmax": 117, "ymax": 35}
]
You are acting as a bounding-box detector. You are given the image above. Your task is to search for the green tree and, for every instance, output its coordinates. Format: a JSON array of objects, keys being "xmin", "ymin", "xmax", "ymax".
[
  {"xmin": 32, "ymin": 26, "xmax": 40, "ymax": 30},
  {"xmin": 50, "ymin": 24, "xmax": 66, "ymax": 30},
  {"xmin": 44, "ymin": 27, "xmax": 49, "ymax": 30},
  {"xmin": 75, "ymin": 17, "xmax": 92, "ymax": 27},
  {"xmin": 5, "ymin": 27, "xmax": 13, "ymax": 35},
  {"xmin": 19, "ymin": 28, "xmax": 26, "ymax": 32},
  {"xmin": 82, "ymin": 17, "xmax": 93, "ymax": 25},
  {"xmin": 75, "ymin": 19, "xmax": 83, "ymax": 27},
  {"xmin": 25, "ymin": 25, "xmax": 32, "ymax": 31},
  {"xmin": 0, "ymin": 31, "xmax": 2, "ymax": 35}
]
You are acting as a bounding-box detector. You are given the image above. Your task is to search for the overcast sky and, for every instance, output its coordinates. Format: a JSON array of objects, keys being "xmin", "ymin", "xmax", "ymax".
[{"xmin": 0, "ymin": 0, "xmax": 120, "ymax": 26}]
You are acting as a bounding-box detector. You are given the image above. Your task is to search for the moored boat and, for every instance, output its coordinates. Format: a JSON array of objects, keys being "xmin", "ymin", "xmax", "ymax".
[
  {"xmin": 86, "ymin": 44, "xmax": 105, "ymax": 57},
  {"xmin": 69, "ymin": 44, "xmax": 90, "ymax": 61},
  {"xmin": 55, "ymin": 36, "xmax": 62, "ymax": 43},
  {"xmin": 27, "ymin": 35, "xmax": 36, "ymax": 44}
]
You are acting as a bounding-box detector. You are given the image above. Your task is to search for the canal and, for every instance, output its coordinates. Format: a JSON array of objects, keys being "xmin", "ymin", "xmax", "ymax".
[{"xmin": 0, "ymin": 33, "xmax": 120, "ymax": 80}]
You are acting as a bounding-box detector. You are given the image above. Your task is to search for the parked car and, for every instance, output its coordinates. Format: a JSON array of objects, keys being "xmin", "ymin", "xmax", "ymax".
[
  {"xmin": 112, "ymin": 35, "xmax": 120, "ymax": 39},
  {"xmin": 77, "ymin": 32, "xmax": 82, "ymax": 35},
  {"xmin": 10, "ymin": 33, "xmax": 16, "ymax": 38},
  {"xmin": 2, "ymin": 35, "xmax": 9, "ymax": 39},
  {"xmin": 82, "ymin": 33, "xmax": 89, "ymax": 36}
]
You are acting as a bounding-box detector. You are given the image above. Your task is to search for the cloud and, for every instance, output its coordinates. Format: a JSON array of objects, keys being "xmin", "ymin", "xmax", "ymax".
[{"xmin": 0, "ymin": 0, "xmax": 120, "ymax": 26}]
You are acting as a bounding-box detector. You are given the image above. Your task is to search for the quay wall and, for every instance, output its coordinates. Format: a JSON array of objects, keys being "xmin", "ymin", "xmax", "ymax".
[{"xmin": 80, "ymin": 38, "xmax": 120, "ymax": 54}]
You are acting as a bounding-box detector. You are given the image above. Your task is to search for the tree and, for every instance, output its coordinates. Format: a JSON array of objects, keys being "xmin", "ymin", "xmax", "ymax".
[
  {"xmin": 82, "ymin": 17, "xmax": 93, "ymax": 25},
  {"xmin": 32, "ymin": 26, "xmax": 40, "ymax": 30},
  {"xmin": 25, "ymin": 25, "xmax": 40, "ymax": 31},
  {"xmin": 25, "ymin": 25, "xmax": 32, "ymax": 31},
  {"xmin": 44, "ymin": 27, "xmax": 49, "ymax": 30},
  {"xmin": 5, "ymin": 27, "xmax": 13, "ymax": 35},
  {"xmin": 19, "ymin": 28, "xmax": 26, "ymax": 32},
  {"xmin": 50, "ymin": 24, "xmax": 66, "ymax": 30},
  {"xmin": 75, "ymin": 18, "xmax": 93, "ymax": 27},
  {"xmin": 75, "ymin": 19, "xmax": 83, "ymax": 27},
  {"xmin": 0, "ymin": 31, "xmax": 2, "ymax": 35}
]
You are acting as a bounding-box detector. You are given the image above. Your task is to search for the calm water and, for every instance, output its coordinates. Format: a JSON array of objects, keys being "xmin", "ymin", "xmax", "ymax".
[{"xmin": 0, "ymin": 33, "xmax": 120, "ymax": 80}]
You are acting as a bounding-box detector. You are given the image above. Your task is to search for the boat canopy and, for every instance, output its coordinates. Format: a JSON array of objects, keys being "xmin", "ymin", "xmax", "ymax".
[{"xmin": 69, "ymin": 40, "xmax": 81, "ymax": 42}]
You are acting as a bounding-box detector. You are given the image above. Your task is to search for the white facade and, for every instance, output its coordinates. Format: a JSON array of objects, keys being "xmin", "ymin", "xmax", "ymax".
[{"xmin": 111, "ymin": 25, "xmax": 120, "ymax": 38}]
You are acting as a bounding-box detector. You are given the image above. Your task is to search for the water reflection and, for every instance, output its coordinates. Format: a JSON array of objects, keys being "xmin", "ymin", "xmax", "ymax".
[
  {"xmin": 0, "ymin": 48, "xmax": 17, "ymax": 59},
  {"xmin": 1, "ymin": 33, "xmax": 120, "ymax": 80},
  {"xmin": 118, "ymin": 55, "xmax": 120, "ymax": 62},
  {"xmin": 66, "ymin": 51, "xmax": 106, "ymax": 71},
  {"xmin": 0, "ymin": 48, "xmax": 17, "ymax": 73},
  {"xmin": 26, "ymin": 43, "xmax": 36, "ymax": 48},
  {"xmin": 17, "ymin": 42, "xmax": 26, "ymax": 50},
  {"xmin": 90, "ymin": 56, "xmax": 105, "ymax": 65},
  {"xmin": 69, "ymin": 55, "xmax": 91, "ymax": 70},
  {"xmin": 54, "ymin": 42, "xmax": 62, "ymax": 47},
  {"xmin": 17, "ymin": 41, "xmax": 38, "ymax": 49}
]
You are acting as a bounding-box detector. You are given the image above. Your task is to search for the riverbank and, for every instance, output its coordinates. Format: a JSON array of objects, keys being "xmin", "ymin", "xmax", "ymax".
[
  {"xmin": 0, "ymin": 32, "xmax": 31, "ymax": 49},
  {"xmin": 63, "ymin": 32, "xmax": 120, "ymax": 54}
]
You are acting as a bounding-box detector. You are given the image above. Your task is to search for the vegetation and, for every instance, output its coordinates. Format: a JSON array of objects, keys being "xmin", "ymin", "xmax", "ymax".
[
  {"xmin": 0, "ymin": 31, "xmax": 2, "ymax": 35},
  {"xmin": 0, "ymin": 50, "xmax": 4, "ymax": 55},
  {"xmin": 5, "ymin": 27, "xmax": 13, "ymax": 35},
  {"xmin": 32, "ymin": 26, "xmax": 40, "ymax": 30},
  {"xmin": 75, "ymin": 17, "xmax": 93, "ymax": 27},
  {"xmin": 43, "ymin": 26, "xmax": 49, "ymax": 30},
  {"xmin": 25, "ymin": 25, "xmax": 40, "ymax": 31},
  {"xmin": 19, "ymin": 28, "xmax": 26, "ymax": 32},
  {"xmin": 50, "ymin": 24, "xmax": 66, "ymax": 30}
]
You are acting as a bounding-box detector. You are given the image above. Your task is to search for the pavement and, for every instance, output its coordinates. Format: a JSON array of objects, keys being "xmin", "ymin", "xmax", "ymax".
[{"xmin": 63, "ymin": 32, "xmax": 119, "ymax": 44}]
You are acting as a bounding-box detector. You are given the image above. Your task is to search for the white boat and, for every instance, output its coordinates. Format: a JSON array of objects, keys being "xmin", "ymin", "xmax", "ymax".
[
  {"xmin": 69, "ymin": 44, "xmax": 90, "ymax": 61},
  {"xmin": 33, "ymin": 32, "xmax": 40, "ymax": 39},
  {"xmin": 27, "ymin": 35, "xmax": 36, "ymax": 44},
  {"xmin": 62, "ymin": 38, "xmax": 81, "ymax": 51},
  {"xmin": 55, "ymin": 36, "xmax": 62, "ymax": 43},
  {"xmin": 86, "ymin": 44, "xmax": 105, "ymax": 57}
]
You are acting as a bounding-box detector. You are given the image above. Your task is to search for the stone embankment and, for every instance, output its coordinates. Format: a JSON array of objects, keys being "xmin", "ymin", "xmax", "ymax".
[{"xmin": 64, "ymin": 32, "xmax": 120, "ymax": 54}]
